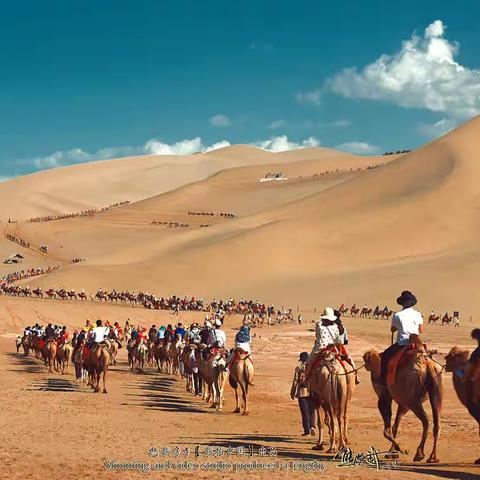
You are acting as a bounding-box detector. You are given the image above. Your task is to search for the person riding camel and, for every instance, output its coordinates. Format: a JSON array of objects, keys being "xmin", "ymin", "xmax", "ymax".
[
  {"xmin": 334, "ymin": 310, "xmax": 359, "ymax": 384},
  {"xmin": 89, "ymin": 319, "xmax": 111, "ymax": 351},
  {"xmin": 305, "ymin": 307, "xmax": 341, "ymax": 378},
  {"xmin": 209, "ymin": 319, "xmax": 226, "ymax": 348},
  {"xmin": 380, "ymin": 290, "xmax": 424, "ymax": 384},
  {"xmin": 71, "ymin": 328, "xmax": 87, "ymax": 360},
  {"xmin": 227, "ymin": 318, "xmax": 252, "ymax": 366},
  {"xmin": 44, "ymin": 323, "xmax": 56, "ymax": 340}
]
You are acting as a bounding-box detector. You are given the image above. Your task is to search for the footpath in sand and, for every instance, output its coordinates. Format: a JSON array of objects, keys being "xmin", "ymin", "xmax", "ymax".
[{"xmin": 1, "ymin": 298, "xmax": 479, "ymax": 480}]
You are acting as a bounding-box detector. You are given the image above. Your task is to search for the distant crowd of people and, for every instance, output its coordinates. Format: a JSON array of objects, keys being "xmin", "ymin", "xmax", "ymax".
[{"xmin": 26, "ymin": 201, "xmax": 130, "ymax": 223}]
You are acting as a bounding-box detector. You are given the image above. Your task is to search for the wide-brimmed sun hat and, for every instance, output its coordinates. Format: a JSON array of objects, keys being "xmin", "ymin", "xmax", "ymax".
[
  {"xmin": 320, "ymin": 307, "xmax": 337, "ymax": 321},
  {"xmin": 396, "ymin": 291, "xmax": 417, "ymax": 308}
]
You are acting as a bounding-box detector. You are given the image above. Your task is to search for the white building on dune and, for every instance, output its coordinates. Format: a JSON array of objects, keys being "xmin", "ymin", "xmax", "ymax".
[{"xmin": 259, "ymin": 172, "xmax": 287, "ymax": 183}]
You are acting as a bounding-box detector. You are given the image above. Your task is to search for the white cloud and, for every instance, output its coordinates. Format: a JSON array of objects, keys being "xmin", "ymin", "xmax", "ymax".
[
  {"xmin": 418, "ymin": 118, "xmax": 456, "ymax": 138},
  {"xmin": 336, "ymin": 141, "xmax": 381, "ymax": 155},
  {"xmin": 296, "ymin": 90, "xmax": 322, "ymax": 106},
  {"xmin": 304, "ymin": 119, "xmax": 351, "ymax": 129},
  {"xmin": 203, "ymin": 140, "xmax": 231, "ymax": 152},
  {"xmin": 25, "ymin": 135, "xmax": 323, "ymax": 173},
  {"xmin": 144, "ymin": 137, "xmax": 204, "ymax": 155},
  {"xmin": 326, "ymin": 20, "xmax": 480, "ymax": 119},
  {"xmin": 256, "ymin": 135, "xmax": 320, "ymax": 152},
  {"xmin": 267, "ymin": 119, "xmax": 286, "ymax": 130},
  {"xmin": 209, "ymin": 114, "xmax": 232, "ymax": 127}
]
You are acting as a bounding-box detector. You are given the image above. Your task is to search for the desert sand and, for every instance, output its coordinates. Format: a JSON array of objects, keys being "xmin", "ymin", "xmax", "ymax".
[{"xmin": 1, "ymin": 117, "xmax": 480, "ymax": 479}]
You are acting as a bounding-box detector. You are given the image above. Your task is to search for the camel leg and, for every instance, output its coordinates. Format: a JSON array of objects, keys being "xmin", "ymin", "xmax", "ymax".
[
  {"xmin": 389, "ymin": 403, "xmax": 409, "ymax": 455},
  {"xmin": 102, "ymin": 368, "xmax": 108, "ymax": 394},
  {"xmin": 233, "ymin": 385, "xmax": 241, "ymax": 413},
  {"xmin": 378, "ymin": 393, "xmax": 407, "ymax": 454},
  {"xmin": 426, "ymin": 382, "xmax": 442, "ymax": 463},
  {"xmin": 410, "ymin": 403, "xmax": 429, "ymax": 462},
  {"xmin": 312, "ymin": 407, "xmax": 324, "ymax": 450},
  {"xmin": 94, "ymin": 370, "xmax": 101, "ymax": 393},
  {"xmin": 240, "ymin": 382, "xmax": 249, "ymax": 415},
  {"xmin": 326, "ymin": 405, "xmax": 336, "ymax": 453}
]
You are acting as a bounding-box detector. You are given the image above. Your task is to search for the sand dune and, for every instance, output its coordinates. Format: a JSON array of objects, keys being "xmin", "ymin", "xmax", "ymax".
[{"xmin": 1, "ymin": 117, "xmax": 480, "ymax": 318}]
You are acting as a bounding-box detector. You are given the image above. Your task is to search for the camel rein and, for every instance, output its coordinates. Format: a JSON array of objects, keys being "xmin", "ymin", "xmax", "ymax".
[{"xmin": 334, "ymin": 363, "xmax": 366, "ymax": 376}]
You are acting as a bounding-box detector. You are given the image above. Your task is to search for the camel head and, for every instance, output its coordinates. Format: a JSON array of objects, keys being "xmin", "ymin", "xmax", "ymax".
[
  {"xmin": 363, "ymin": 349, "xmax": 381, "ymax": 377},
  {"xmin": 444, "ymin": 347, "xmax": 470, "ymax": 372}
]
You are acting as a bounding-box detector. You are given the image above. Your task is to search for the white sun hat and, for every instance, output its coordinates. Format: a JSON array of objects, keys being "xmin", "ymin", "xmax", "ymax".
[{"xmin": 320, "ymin": 307, "xmax": 337, "ymax": 321}]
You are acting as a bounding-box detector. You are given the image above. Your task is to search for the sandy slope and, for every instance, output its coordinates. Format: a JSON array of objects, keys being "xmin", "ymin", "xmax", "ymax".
[{"xmin": 1, "ymin": 117, "xmax": 479, "ymax": 315}]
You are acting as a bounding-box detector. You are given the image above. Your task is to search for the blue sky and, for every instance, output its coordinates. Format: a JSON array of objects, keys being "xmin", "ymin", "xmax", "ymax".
[{"xmin": 1, "ymin": 0, "xmax": 480, "ymax": 178}]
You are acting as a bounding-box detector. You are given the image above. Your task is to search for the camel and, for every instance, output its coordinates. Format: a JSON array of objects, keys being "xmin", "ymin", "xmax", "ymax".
[
  {"xmin": 228, "ymin": 348, "xmax": 254, "ymax": 415},
  {"xmin": 382, "ymin": 309, "xmax": 394, "ymax": 321},
  {"xmin": 350, "ymin": 305, "xmax": 360, "ymax": 317},
  {"xmin": 195, "ymin": 347, "xmax": 215, "ymax": 405},
  {"xmin": 373, "ymin": 306, "xmax": 382, "ymax": 319},
  {"xmin": 428, "ymin": 314, "xmax": 440, "ymax": 325},
  {"xmin": 86, "ymin": 343, "xmax": 110, "ymax": 393},
  {"xmin": 309, "ymin": 349, "xmax": 355, "ymax": 452},
  {"xmin": 56, "ymin": 342, "xmax": 73, "ymax": 374},
  {"xmin": 20, "ymin": 335, "xmax": 31, "ymax": 355},
  {"xmin": 442, "ymin": 313, "xmax": 453, "ymax": 326},
  {"xmin": 198, "ymin": 347, "xmax": 229, "ymax": 411},
  {"xmin": 43, "ymin": 339, "xmax": 57, "ymax": 373},
  {"xmin": 128, "ymin": 340, "xmax": 148, "ymax": 372},
  {"xmin": 363, "ymin": 346, "xmax": 443, "ymax": 463},
  {"xmin": 181, "ymin": 345, "xmax": 196, "ymax": 393},
  {"xmin": 445, "ymin": 347, "xmax": 480, "ymax": 464},
  {"xmin": 109, "ymin": 340, "xmax": 118, "ymax": 366}
]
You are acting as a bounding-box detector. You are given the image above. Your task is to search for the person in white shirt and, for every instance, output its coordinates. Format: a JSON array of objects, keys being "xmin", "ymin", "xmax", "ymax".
[
  {"xmin": 310, "ymin": 308, "xmax": 341, "ymax": 356},
  {"xmin": 209, "ymin": 319, "xmax": 226, "ymax": 348},
  {"xmin": 380, "ymin": 291, "xmax": 424, "ymax": 383},
  {"xmin": 91, "ymin": 319, "xmax": 110, "ymax": 344}
]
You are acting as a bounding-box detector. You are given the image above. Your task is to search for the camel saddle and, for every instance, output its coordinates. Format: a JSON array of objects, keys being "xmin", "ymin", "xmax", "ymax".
[
  {"xmin": 309, "ymin": 345, "xmax": 347, "ymax": 374},
  {"xmin": 229, "ymin": 348, "xmax": 252, "ymax": 370},
  {"xmin": 386, "ymin": 342, "xmax": 427, "ymax": 386}
]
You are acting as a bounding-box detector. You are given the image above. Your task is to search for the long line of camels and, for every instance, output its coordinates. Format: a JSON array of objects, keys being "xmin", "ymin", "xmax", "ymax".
[{"xmin": 15, "ymin": 319, "xmax": 480, "ymax": 467}]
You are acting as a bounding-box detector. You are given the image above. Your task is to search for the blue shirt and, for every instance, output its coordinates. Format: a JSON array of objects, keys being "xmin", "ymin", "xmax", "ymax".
[{"xmin": 175, "ymin": 327, "xmax": 186, "ymax": 339}]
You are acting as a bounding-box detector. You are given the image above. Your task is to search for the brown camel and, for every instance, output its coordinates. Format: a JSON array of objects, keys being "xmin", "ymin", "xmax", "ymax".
[
  {"xmin": 56, "ymin": 342, "xmax": 73, "ymax": 374},
  {"xmin": 20, "ymin": 335, "xmax": 31, "ymax": 355},
  {"xmin": 87, "ymin": 343, "xmax": 110, "ymax": 393},
  {"xmin": 228, "ymin": 348, "xmax": 254, "ymax": 415},
  {"xmin": 309, "ymin": 349, "xmax": 355, "ymax": 452},
  {"xmin": 363, "ymin": 347, "xmax": 443, "ymax": 463},
  {"xmin": 445, "ymin": 347, "xmax": 480, "ymax": 464},
  {"xmin": 43, "ymin": 339, "xmax": 57, "ymax": 373}
]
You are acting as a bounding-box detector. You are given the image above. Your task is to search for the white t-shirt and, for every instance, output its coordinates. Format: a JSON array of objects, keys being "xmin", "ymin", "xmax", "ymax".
[
  {"xmin": 92, "ymin": 326, "xmax": 110, "ymax": 343},
  {"xmin": 210, "ymin": 328, "xmax": 226, "ymax": 347},
  {"xmin": 392, "ymin": 308, "xmax": 423, "ymax": 345}
]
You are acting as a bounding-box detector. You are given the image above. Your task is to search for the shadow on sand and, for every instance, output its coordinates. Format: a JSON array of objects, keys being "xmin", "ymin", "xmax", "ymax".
[{"xmin": 123, "ymin": 376, "xmax": 206, "ymax": 414}]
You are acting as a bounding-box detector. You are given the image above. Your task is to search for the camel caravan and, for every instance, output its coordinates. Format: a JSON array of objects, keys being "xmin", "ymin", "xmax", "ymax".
[
  {"xmin": 12, "ymin": 289, "xmax": 480, "ymax": 466},
  {"xmin": 26, "ymin": 200, "xmax": 130, "ymax": 223},
  {"xmin": 340, "ymin": 303, "xmax": 461, "ymax": 326}
]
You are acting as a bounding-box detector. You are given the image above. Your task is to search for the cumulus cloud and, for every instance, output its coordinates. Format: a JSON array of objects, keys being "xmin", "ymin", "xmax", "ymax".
[
  {"xmin": 296, "ymin": 90, "xmax": 322, "ymax": 106},
  {"xmin": 336, "ymin": 141, "xmax": 380, "ymax": 155},
  {"xmin": 267, "ymin": 119, "xmax": 287, "ymax": 130},
  {"xmin": 209, "ymin": 114, "xmax": 232, "ymax": 127},
  {"xmin": 326, "ymin": 20, "xmax": 480, "ymax": 119},
  {"xmin": 256, "ymin": 135, "xmax": 320, "ymax": 152},
  {"xmin": 25, "ymin": 134, "xmax": 324, "ymax": 173}
]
